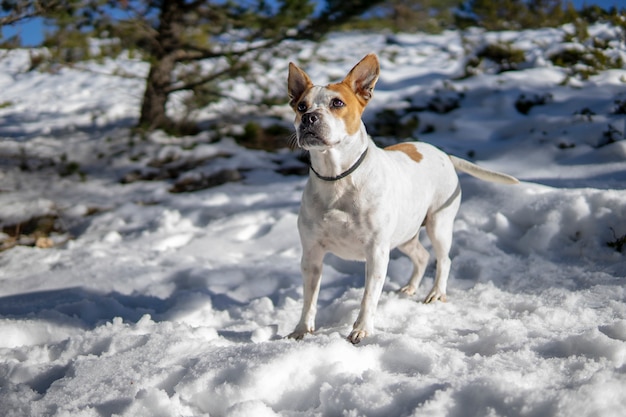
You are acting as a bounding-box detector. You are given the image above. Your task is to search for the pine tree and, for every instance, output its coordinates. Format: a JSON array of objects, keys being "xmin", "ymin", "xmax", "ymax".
[{"xmin": 2, "ymin": 0, "xmax": 382, "ymax": 133}]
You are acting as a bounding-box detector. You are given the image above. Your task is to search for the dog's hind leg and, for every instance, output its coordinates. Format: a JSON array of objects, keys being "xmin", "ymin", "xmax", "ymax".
[
  {"xmin": 424, "ymin": 195, "xmax": 461, "ymax": 304},
  {"xmin": 397, "ymin": 233, "xmax": 430, "ymax": 296}
]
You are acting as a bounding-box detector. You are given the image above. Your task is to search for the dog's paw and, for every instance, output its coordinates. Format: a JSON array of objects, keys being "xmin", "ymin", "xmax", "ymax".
[
  {"xmin": 399, "ymin": 285, "xmax": 416, "ymax": 296},
  {"xmin": 424, "ymin": 288, "xmax": 447, "ymax": 304},
  {"xmin": 347, "ymin": 329, "xmax": 368, "ymax": 344},
  {"xmin": 287, "ymin": 331, "xmax": 307, "ymax": 341},
  {"xmin": 287, "ymin": 325, "xmax": 313, "ymax": 341},
  {"xmin": 287, "ymin": 330, "xmax": 309, "ymax": 341}
]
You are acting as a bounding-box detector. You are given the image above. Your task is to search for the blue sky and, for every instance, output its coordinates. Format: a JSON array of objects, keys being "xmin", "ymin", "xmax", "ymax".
[{"xmin": 1, "ymin": 0, "xmax": 623, "ymax": 46}]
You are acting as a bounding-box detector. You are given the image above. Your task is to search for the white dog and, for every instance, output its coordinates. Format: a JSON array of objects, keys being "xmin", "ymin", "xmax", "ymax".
[{"xmin": 287, "ymin": 54, "xmax": 518, "ymax": 344}]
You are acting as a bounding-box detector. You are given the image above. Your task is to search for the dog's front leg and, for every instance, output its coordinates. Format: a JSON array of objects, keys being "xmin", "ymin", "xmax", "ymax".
[
  {"xmin": 288, "ymin": 245, "xmax": 324, "ymax": 340},
  {"xmin": 348, "ymin": 246, "xmax": 390, "ymax": 344}
]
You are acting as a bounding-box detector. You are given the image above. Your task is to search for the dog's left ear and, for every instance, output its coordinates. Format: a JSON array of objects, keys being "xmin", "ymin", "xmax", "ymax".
[{"xmin": 342, "ymin": 54, "xmax": 380, "ymax": 104}]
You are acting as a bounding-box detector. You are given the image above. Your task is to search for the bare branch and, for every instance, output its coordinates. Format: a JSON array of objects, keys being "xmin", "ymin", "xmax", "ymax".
[
  {"xmin": 165, "ymin": 62, "xmax": 247, "ymax": 94},
  {"xmin": 0, "ymin": 0, "xmax": 61, "ymax": 26},
  {"xmin": 172, "ymin": 37, "xmax": 282, "ymax": 63}
]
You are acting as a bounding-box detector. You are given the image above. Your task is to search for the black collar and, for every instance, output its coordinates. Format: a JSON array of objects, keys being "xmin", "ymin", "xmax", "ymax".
[{"xmin": 309, "ymin": 148, "xmax": 369, "ymax": 182}]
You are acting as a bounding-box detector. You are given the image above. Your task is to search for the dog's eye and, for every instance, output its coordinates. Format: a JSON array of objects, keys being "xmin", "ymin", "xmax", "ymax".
[
  {"xmin": 297, "ymin": 102, "xmax": 307, "ymax": 112},
  {"xmin": 330, "ymin": 98, "xmax": 345, "ymax": 108}
]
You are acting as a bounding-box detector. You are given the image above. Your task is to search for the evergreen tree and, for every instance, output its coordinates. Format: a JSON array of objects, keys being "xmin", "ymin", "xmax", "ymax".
[{"xmin": 2, "ymin": 0, "xmax": 382, "ymax": 133}]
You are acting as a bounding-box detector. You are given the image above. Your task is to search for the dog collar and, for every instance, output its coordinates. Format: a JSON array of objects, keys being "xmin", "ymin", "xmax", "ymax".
[{"xmin": 310, "ymin": 148, "xmax": 369, "ymax": 182}]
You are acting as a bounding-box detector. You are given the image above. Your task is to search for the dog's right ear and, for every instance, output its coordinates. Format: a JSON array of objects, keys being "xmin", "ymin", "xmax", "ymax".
[
  {"xmin": 342, "ymin": 54, "xmax": 380, "ymax": 105},
  {"xmin": 288, "ymin": 63, "xmax": 313, "ymax": 108}
]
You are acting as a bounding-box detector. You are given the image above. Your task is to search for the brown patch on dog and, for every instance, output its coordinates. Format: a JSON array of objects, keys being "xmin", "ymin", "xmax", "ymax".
[
  {"xmin": 327, "ymin": 82, "xmax": 366, "ymax": 135},
  {"xmin": 385, "ymin": 143, "xmax": 424, "ymax": 163}
]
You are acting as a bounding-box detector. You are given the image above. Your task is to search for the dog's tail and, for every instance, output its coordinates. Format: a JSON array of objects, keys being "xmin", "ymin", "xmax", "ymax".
[{"xmin": 449, "ymin": 155, "xmax": 519, "ymax": 185}]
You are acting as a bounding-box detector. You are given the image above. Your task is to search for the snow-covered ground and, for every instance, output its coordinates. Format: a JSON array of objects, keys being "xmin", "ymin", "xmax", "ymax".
[{"xmin": 1, "ymin": 23, "xmax": 626, "ymax": 417}]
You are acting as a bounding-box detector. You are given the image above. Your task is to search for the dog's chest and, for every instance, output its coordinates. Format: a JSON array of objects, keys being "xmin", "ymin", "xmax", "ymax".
[
  {"xmin": 299, "ymin": 183, "xmax": 383, "ymax": 259},
  {"xmin": 305, "ymin": 187, "xmax": 370, "ymax": 226}
]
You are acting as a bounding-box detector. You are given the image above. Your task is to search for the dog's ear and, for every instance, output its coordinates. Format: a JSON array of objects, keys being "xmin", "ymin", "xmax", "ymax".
[
  {"xmin": 288, "ymin": 63, "xmax": 313, "ymax": 108},
  {"xmin": 342, "ymin": 54, "xmax": 380, "ymax": 104}
]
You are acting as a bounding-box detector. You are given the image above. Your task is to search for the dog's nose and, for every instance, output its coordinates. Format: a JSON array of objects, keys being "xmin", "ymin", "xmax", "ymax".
[{"xmin": 302, "ymin": 112, "xmax": 319, "ymax": 127}]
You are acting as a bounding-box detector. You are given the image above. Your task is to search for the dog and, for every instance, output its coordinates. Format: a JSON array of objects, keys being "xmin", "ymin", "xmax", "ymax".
[{"xmin": 287, "ymin": 53, "xmax": 518, "ymax": 344}]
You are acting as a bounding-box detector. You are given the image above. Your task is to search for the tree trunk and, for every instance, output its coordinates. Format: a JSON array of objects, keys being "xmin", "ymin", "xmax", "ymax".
[
  {"xmin": 138, "ymin": 56, "xmax": 176, "ymax": 131},
  {"xmin": 137, "ymin": 0, "xmax": 184, "ymax": 131}
]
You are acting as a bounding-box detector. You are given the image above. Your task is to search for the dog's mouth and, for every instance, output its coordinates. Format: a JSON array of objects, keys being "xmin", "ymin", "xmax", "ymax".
[
  {"xmin": 297, "ymin": 127, "xmax": 332, "ymax": 150},
  {"xmin": 299, "ymin": 134, "xmax": 328, "ymax": 150}
]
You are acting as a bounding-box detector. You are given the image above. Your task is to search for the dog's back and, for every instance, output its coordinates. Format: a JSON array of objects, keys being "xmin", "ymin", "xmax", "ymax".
[{"xmin": 383, "ymin": 141, "xmax": 461, "ymax": 217}]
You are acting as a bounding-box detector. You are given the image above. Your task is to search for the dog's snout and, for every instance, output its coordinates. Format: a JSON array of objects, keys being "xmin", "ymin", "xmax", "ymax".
[{"xmin": 302, "ymin": 112, "xmax": 320, "ymax": 127}]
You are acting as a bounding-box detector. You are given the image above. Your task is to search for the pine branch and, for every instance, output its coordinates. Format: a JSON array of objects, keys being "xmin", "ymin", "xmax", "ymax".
[
  {"xmin": 172, "ymin": 37, "xmax": 282, "ymax": 63},
  {"xmin": 165, "ymin": 61, "xmax": 247, "ymax": 94},
  {"xmin": 0, "ymin": 0, "xmax": 62, "ymax": 26}
]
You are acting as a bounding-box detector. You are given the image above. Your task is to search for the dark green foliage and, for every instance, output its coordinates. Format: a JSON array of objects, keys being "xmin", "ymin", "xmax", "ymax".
[
  {"xmin": 578, "ymin": 4, "xmax": 626, "ymax": 25},
  {"xmin": 607, "ymin": 228, "xmax": 626, "ymax": 252},
  {"xmin": 59, "ymin": 161, "xmax": 81, "ymax": 177},
  {"xmin": 370, "ymin": 109, "xmax": 420, "ymax": 139},
  {"xmin": 545, "ymin": 17, "xmax": 625, "ymax": 81},
  {"xmin": 349, "ymin": 0, "xmax": 458, "ymax": 33},
  {"xmin": 234, "ymin": 122, "xmax": 292, "ymax": 151},
  {"xmin": 465, "ymin": 41, "xmax": 526, "ymax": 76},
  {"xmin": 574, "ymin": 107, "xmax": 595, "ymax": 121},
  {"xmin": 597, "ymin": 125, "xmax": 622, "ymax": 148},
  {"xmin": 514, "ymin": 93, "xmax": 553, "ymax": 115},
  {"xmin": 58, "ymin": 153, "xmax": 86, "ymax": 179},
  {"xmin": 161, "ymin": 120, "xmax": 202, "ymax": 138},
  {"xmin": 456, "ymin": 0, "xmax": 626, "ymax": 31},
  {"xmin": 411, "ymin": 85, "xmax": 465, "ymax": 114},
  {"xmin": 457, "ymin": 0, "xmax": 527, "ymax": 30},
  {"xmin": 370, "ymin": 83, "xmax": 468, "ymax": 141},
  {"xmin": 170, "ymin": 169, "xmax": 242, "ymax": 193},
  {"xmin": 478, "ymin": 42, "xmax": 525, "ymax": 71},
  {"xmin": 557, "ymin": 142, "xmax": 575, "ymax": 149},
  {"xmin": 550, "ymin": 46, "xmax": 624, "ymax": 80},
  {"xmin": 550, "ymin": 47, "xmax": 587, "ymax": 66},
  {"xmin": 613, "ymin": 99, "xmax": 626, "ymax": 115}
]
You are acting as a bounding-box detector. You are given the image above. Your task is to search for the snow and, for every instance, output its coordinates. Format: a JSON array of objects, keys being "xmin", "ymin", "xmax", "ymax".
[{"xmin": 1, "ymin": 24, "xmax": 626, "ymax": 416}]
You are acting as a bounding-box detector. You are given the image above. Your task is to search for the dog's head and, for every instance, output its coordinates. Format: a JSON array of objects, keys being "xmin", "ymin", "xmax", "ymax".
[{"xmin": 287, "ymin": 54, "xmax": 380, "ymax": 151}]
